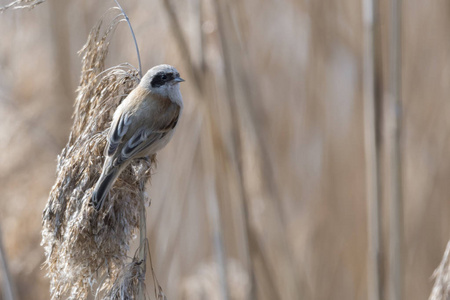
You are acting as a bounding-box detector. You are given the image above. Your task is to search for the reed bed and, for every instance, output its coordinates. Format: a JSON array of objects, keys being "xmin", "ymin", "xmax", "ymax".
[{"xmin": 1, "ymin": 1, "xmax": 450, "ymax": 300}]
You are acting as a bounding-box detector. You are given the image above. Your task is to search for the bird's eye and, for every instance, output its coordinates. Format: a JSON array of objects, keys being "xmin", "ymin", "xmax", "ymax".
[{"xmin": 161, "ymin": 74, "xmax": 167, "ymax": 80}]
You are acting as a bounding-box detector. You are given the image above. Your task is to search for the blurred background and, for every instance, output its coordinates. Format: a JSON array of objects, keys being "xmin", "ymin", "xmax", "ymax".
[{"xmin": 1, "ymin": 0, "xmax": 450, "ymax": 299}]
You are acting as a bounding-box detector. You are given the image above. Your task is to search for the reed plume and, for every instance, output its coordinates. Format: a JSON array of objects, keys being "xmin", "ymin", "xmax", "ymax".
[
  {"xmin": 430, "ymin": 241, "xmax": 450, "ymax": 300},
  {"xmin": 0, "ymin": 0, "xmax": 45, "ymax": 12},
  {"xmin": 41, "ymin": 14, "xmax": 154, "ymax": 299}
]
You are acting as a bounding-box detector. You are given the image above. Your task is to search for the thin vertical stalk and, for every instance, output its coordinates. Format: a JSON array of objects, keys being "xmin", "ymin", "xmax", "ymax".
[
  {"xmin": 162, "ymin": 0, "xmax": 203, "ymax": 91},
  {"xmin": 220, "ymin": 2, "xmax": 304, "ymax": 298},
  {"xmin": 362, "ymin": 0, "xmax": 383, "ymax": 300},
  {"xmin": 48, "ymin": 0, "xmax": 73, "ymax": 104},
  {"xmin": 192, "ymin": 0, "xmax": 206, "ymax": 72},
  {"xmin": 138, "ymin": 193, "xmax": 147, "ymax": 300},
  {"xmin": 160, "ymin": 2, "xmax": 230, "ymax": 299},
  {"xmin": 212, "ymin": 0, "xmax": 257, "ymax": 299},
  {"xmin": 0, "ymin": 225, "xmax": 17, "ymax": 300},
  {"xmin": 388, "ymin": 0, "xmax": 404, "ymax": 299},
  {"xmin": 113, "ymin": 0, "xmax": 142, "ymax": 78},
  {"xmin": 201, "ymin": 123, "xmax": 230, "ymax": 300}
]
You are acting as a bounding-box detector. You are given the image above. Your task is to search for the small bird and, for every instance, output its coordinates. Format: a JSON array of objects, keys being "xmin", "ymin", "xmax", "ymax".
[{"xmin": 91, "ymin": 64, "xmax": 184, "ymax": 210}]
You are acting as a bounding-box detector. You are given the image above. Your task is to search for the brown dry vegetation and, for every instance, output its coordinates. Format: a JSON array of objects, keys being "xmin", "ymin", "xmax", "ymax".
[{"xmin": 1, "ymin": 0, "xmax": 450, "ymax": 300}]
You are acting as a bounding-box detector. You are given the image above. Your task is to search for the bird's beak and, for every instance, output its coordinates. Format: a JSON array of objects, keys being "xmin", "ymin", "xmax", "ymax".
[{"xmin": 174, "ymin": 77, "xmax": 185, "ymax": 83}]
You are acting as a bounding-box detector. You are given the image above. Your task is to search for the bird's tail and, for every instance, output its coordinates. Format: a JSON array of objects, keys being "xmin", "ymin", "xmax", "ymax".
[{"xmin": 91, "ymin": 166, "xmax": 121, "ymax": 211}]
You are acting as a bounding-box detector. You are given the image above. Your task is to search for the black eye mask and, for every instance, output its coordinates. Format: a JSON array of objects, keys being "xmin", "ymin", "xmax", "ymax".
[{"xmin": 151, "ymin": 72, "xmax": 175, "ymax": 88}]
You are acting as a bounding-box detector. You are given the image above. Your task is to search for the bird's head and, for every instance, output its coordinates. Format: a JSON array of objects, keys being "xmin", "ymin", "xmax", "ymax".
[{"xmin": 140, "ymin": 64, "xmax": 185, "ymax": 99}]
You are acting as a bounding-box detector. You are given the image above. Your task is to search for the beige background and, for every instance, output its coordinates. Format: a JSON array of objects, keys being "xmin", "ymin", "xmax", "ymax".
[{"xmin": 0, "ymin": 0, "xmax": 449, "ymax": 299}]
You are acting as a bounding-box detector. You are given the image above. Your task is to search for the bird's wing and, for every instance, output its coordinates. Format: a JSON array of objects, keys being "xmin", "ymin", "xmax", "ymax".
[
  {"xmin": 106, "ymin": 112, "xmax": 132, "ymax": 156},
  {"xmin": 115, "ymin": 128, "xmax": 165, "ymax": 164},
  {"xmin": 118, "ymin": 109, "xmax": 179, "ymax": 163},
  {"xmin": 109, "ymin": 102, "xmax": 180, "ymax": 166}
]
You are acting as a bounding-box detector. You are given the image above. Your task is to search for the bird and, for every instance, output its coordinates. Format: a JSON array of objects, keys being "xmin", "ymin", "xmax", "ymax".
[{"xmin": 91, "ymin": 64, "xmax": 184, "ymax": 210}]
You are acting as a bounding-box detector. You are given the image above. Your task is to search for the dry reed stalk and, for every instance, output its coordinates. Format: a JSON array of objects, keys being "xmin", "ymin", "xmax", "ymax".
[
  {"xmin": 210, "ymin": 1, "xmax": 256, "ymax": 298},
  {"xmin": 161, "ymin": 0, "xmax": 203, "ymax": 92},
  {"xmin": 362, "ymin": 0, "xmax": 383, "ymax": 299},
  {"xmin": 388, "ymin": 0, "xmax": 404, "ymax": 299},
  {"xmin": 162, "ymin": 1, "xmax": 293, "ymax": 298},
  {"xmin": 200, "ymin": 112, "xmax": 230, "ymax": 300},
  {"xmin": 213, "ymin": 1, "xmax": 301, "ymax": 299},
  {"xmin": 41, "ymin": 14, "xmax": 154, "ymax": 300},
  {"xmin": 0, "ymin": 0, "xmax": 44, "ymax": 12},
  {"xmin": 0, "ymin": 224, "xmax": 18, "ymax": 300},
  {"xmin": 161, "ymin": 2, "xmax": 231, "ymax": 300}
]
